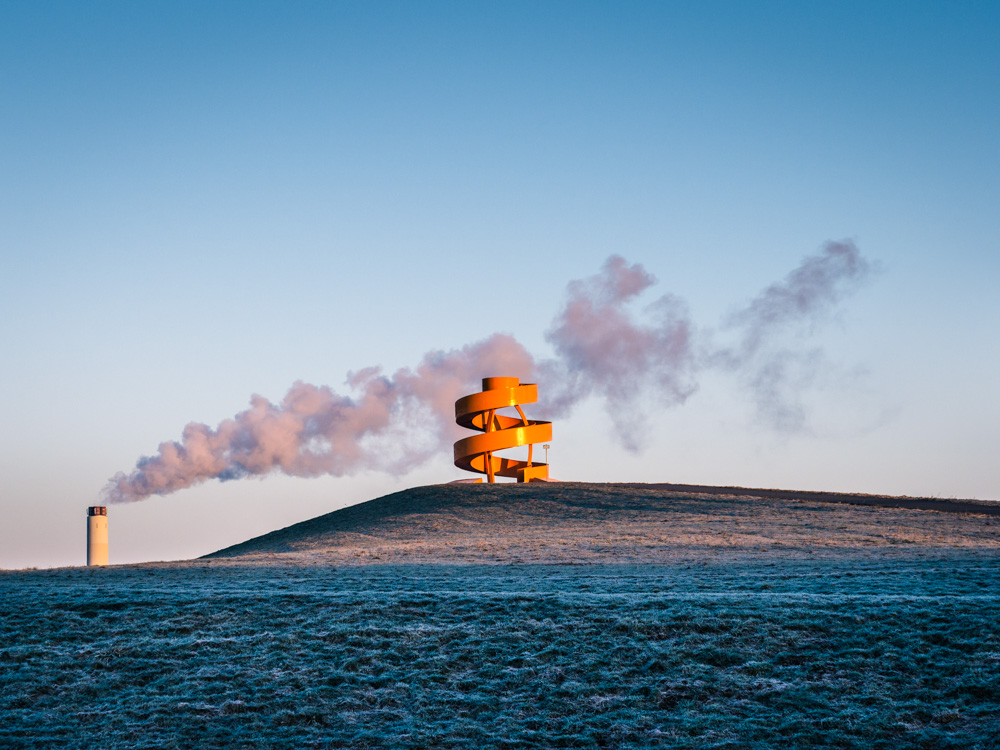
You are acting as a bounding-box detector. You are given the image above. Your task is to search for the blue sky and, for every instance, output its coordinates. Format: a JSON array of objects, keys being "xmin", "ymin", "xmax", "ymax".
[{"xmin": 1, "ymin": 1, "xmax": 998, "ymax": 568}]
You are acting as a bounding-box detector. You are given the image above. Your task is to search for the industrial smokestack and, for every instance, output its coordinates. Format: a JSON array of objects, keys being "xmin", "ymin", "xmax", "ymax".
[{"xmin": 87, "ymin": 506, "xmax": 108, "ymax": 566}]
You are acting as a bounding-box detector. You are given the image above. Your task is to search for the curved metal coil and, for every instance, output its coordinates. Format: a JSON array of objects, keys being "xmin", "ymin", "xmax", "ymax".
[{"xmin": 454, "ymin": 376, "xmax": 552, "ymax": 483}]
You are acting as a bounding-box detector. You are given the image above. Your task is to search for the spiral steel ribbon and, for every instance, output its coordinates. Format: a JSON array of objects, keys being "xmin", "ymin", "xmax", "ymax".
[{"xmin": 454, "ymin": 377, "xmax": 552, "ymax": 483}]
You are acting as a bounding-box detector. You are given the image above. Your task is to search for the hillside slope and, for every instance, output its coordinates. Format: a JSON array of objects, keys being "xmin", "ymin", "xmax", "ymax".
[{"xmin": 204, "ymin": 482, "xmax": 1000, "ymax": 564}]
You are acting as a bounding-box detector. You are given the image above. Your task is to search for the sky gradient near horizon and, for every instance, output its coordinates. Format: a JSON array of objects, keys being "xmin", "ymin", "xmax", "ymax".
[{"xmin": 2, "ymin": 1, "xmax": 998, "ymax": 568}]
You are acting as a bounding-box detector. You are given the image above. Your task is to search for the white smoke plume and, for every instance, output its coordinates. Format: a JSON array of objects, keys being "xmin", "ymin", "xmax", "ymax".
[
  {"xmin": 103, "ymin": 241, "xmax": 871, "ymax": 502},
  {"xmin": 103, "ymin": 334, "xmax": 536, "ymax": 502},
  {"xmin": 538, "ymin": 255, "xmax": 697, "ymax": 449},
  {"xmin": 715, "ymin": 240, "xmax": 872, "ymax": 430}
]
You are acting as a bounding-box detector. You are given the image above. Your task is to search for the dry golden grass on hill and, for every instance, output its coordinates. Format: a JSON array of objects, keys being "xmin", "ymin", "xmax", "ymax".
[{"xmin": 205, "ymin": 482, "xmax": 1000, "ymax": 565}]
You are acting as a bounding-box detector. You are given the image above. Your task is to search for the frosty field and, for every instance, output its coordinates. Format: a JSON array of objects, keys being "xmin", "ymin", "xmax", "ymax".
[{"xmin": 3, "ymin": 484, "xmax": 999, "ymax": 748}]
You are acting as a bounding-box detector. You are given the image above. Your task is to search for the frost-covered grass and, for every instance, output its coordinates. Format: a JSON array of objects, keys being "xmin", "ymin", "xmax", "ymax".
[{"xmin": 3, "ymin": 556, "xmax": 999, "ymax": 748}]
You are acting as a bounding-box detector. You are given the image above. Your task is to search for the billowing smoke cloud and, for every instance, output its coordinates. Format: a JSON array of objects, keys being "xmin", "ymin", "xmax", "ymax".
[
  {"xmin": 715, "ymin": 240, "xmax": 872, "ymax": 430},
  {"xmin": 103, "ymin": 334, "xmax": 537, "ymax": 502},
  {"xmin": 723, "ymin": 240, "xmax": 871, "ymax": 361},
  {"xmin": 104, "ymin": 240, "xmax": 871, "ymax": 502},
  {"xmin": 538, "ymin": 255, "xmax": 697, "ymax": 449}
]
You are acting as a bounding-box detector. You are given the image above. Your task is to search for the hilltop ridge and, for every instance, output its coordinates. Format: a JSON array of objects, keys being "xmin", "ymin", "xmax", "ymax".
[{"xmin": 204, "ymin": 482, "xmax": 1000, "ymax": 564}]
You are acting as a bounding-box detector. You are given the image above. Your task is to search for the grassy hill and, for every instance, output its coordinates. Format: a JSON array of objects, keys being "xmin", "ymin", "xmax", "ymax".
[{"xmin": 205, "ymin": 481, "xmax": 1000, "ymax": 564}]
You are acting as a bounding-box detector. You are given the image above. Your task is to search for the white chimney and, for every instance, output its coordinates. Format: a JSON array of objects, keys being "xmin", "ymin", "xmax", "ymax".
[{"xmin": 87, "ymin": 506, "xmax": 108, "ymax": 566}]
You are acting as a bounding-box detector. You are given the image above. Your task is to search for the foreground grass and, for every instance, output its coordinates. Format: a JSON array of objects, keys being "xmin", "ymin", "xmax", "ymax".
[{"xmin": 2, "ymin": 555, "xmax": 999, "ymax": 748}]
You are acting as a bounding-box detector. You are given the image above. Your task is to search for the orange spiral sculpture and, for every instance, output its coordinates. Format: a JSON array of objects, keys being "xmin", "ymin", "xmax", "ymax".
[{"xmin": 454, "ymin": 377, "xmax": 552, "ymax": 483}]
